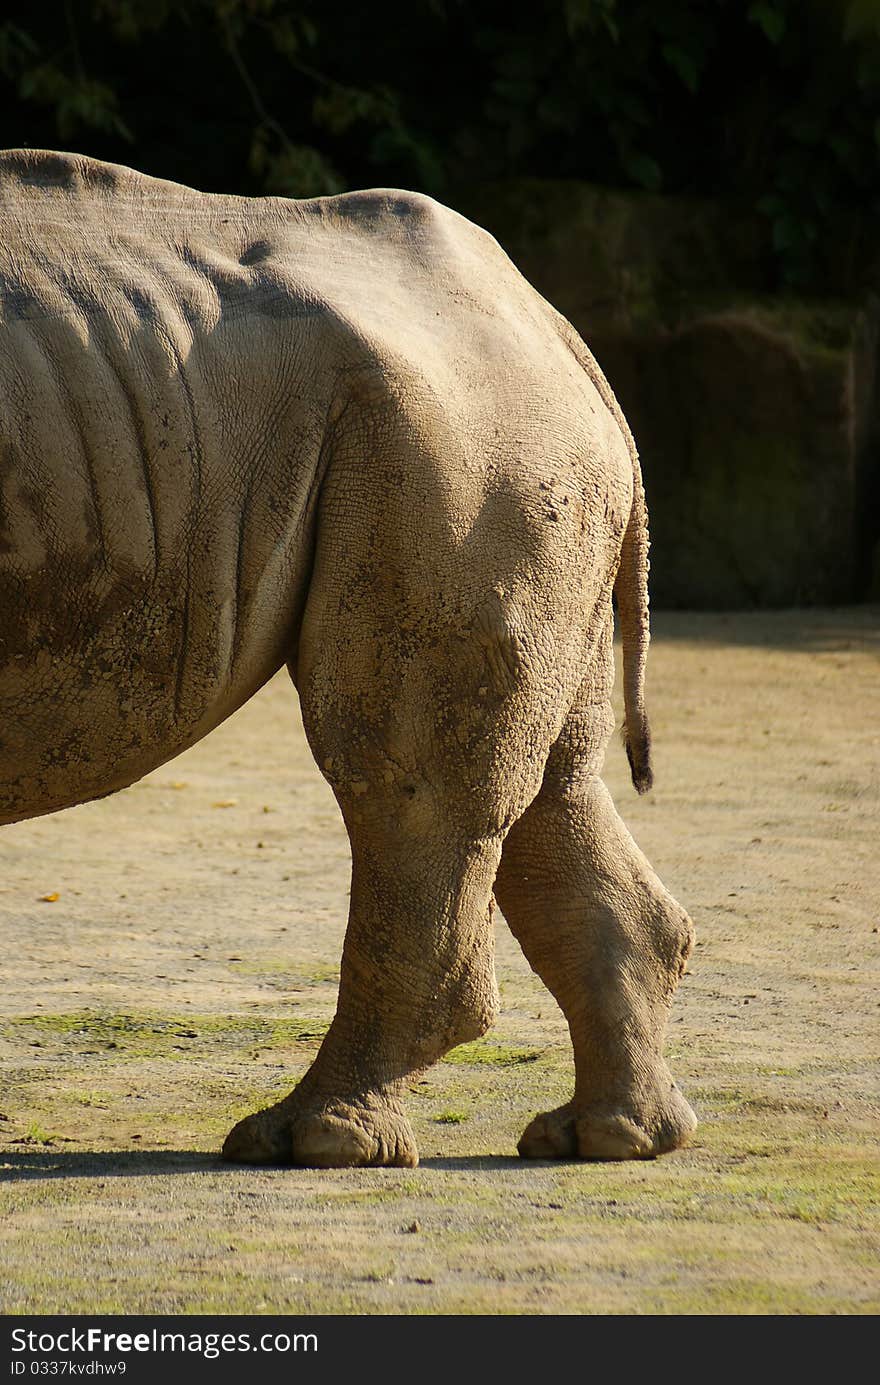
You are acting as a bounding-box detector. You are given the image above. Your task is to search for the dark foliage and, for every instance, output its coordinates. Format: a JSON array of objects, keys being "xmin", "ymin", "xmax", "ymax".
[{"xmin": 1, "ymin": 0, "xmax": 878, "ymax": 290}]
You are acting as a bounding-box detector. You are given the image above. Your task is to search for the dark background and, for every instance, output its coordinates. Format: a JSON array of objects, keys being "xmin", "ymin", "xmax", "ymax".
[{"xmin": 2, "ymin": 0, "xmax": 879, "ymax": 606}]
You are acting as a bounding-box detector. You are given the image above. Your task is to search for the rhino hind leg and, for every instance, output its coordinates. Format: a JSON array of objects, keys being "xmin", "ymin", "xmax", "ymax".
[
  {"xmin": 494, "ymin": 672, "xmax": 697, "ymax": 1161},
  {"xmin": 222, "ymin": 587, "xmax": 573, "ymax": 1168}
]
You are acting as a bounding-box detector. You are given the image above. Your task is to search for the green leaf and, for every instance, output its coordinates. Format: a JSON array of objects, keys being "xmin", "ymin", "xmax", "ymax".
[
  {"xmin": 662, "ymin": 42, "xmax": 700, "ymax": 93},
  {"xmin": 844, "ymin": 0, "xmax": 880, "ymax": 41},
  {"xmin": 748, "ymin": 2, "xmax": 787, "ymax": 44},
  {"xmin": 563, "ymin": 0, "xmax": 619, "ymax": 38},
  {"xmin": 0, "ymin": 21, "xmax": 38, "ymax": 79},
  {"xmin": 258, "ymin": 143, "xmax": 344, "ymax": 199},
  {"xmin": 313, "ymin": 84, "xmax": 396, "ymax": 137},
  {"xmin": 16, "ymin": 63, "xmax": 132, "ymax": 141},
  {"xmin": 623, "ymin": 150, "xmax": 662, "ymax": 191}
]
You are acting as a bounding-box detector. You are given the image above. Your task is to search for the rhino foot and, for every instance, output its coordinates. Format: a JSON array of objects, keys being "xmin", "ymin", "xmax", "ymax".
[
  {"xmin": 518, "ymin": 1081, "xmax": 696, "ymax": 1161},
  {"xmin": 221, "ymin": 1092, "xmax": 418, "ymax": 1168}
]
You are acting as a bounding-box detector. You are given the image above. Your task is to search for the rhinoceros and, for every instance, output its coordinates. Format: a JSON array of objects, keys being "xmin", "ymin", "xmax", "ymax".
[{"xmin": 0, "ymin": 149, "xmax": 696, "ymax": 1166}]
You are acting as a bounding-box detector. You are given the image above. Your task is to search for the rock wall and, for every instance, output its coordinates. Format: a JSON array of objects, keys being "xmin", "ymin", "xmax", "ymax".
[{"xmin": 463, "ymin": 180, "xmax": 879, "ymax": 608}]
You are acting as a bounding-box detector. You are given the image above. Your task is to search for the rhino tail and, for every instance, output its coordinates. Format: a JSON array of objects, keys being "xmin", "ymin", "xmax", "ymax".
[
  {"xmin": 552, "ymin": 313, "xmax": 654, "ymax": 793},
  {"xmin": 614, "ymin": 458, "xmax": 654, "ymax": 795}
]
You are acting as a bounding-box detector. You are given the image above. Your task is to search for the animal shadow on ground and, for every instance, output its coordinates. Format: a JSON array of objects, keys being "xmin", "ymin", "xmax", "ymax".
[
  {"xmin": 0, "ymin": 1150, "xmax": 525, "ymax": 1182},
  {"xmin": 0, "ymin": 1150, "xmax": 221, "ymax": 1182}
]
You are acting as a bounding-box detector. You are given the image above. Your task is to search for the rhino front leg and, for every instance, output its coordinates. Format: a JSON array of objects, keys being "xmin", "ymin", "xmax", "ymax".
[
  {"xmin": 495, "ymin": 691, "xmax": 697, "ymax": 1161},
  {"xmin": 222, "ymin": 805, "xmax": 501, "ymax": 1167}
]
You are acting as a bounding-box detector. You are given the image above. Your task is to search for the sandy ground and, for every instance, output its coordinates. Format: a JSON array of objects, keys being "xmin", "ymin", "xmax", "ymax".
[{"xmin": 0, "ymin": 606, "xmax": 877, "ymax": 1316}]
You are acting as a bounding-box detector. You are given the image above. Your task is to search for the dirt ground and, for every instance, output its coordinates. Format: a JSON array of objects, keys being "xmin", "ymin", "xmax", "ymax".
[{"xmin": 1, "ymin": 606, "xmax": 877, "ymax": 1316}]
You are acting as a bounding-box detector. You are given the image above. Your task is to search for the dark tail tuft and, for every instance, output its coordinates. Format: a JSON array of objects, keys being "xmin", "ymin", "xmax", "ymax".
[
  {"xmin": 614, "ymin": 471, "xmax": 654, "ymax": 796},
  {"xmin": 623, "ymin": 717, "xmax": 654, "ymax": 795}
]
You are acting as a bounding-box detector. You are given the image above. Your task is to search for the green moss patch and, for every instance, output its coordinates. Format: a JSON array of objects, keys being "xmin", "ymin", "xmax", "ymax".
[
  {"xmin": 1, "ymin": 1011, "xmax": 329, "ymax": 1061},
  {"xmin": 442, "ymin": 1041, "xmax": 542, "ymax": 1067}
]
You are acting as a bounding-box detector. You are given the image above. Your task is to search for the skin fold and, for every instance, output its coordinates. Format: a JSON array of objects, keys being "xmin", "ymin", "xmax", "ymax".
[{"xmin": 0, "ymin": 149, "xmax": 696, "ymax": 1166}]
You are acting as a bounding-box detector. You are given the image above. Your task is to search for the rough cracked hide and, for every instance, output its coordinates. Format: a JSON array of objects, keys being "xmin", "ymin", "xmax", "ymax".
[{"xmin": 0, "ymin": 150, "xmax": 696, "ymax": 1166}]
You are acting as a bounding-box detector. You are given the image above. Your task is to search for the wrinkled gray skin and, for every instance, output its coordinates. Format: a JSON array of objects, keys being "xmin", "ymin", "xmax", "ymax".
[{"xmin": 0, "ymin": 150, "xmax": 696, "ymax": 1166}]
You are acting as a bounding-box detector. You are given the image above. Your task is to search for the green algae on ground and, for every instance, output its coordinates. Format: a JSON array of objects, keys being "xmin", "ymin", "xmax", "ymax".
[
  {"xmin": 21, "ymin": 1123, "xmax": 57, "ymax": 1146},
  {"xmin": 442, "ymin": 1040, "xmax": 541, "ymax": 1066},
  {"xmin": 1, "ymin": 1011, "xmax": 329, "ymax": 1060}
]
